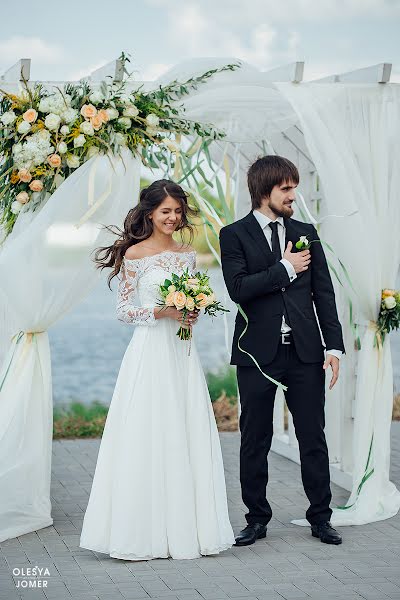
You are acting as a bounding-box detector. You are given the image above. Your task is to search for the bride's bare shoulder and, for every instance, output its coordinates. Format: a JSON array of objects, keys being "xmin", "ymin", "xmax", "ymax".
[
  {"xmin": 124, "ymin": 243, "xmax": 153, "ymax": 260},
  {"xmin": 177, "ymin": 244, "xmax": 196, "ymax": 254}
]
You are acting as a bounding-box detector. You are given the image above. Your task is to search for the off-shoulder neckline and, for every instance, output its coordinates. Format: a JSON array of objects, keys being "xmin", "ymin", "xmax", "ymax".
[{"xmin": 123, "ymin": 249, "xmax": 196, "ymax": 263}]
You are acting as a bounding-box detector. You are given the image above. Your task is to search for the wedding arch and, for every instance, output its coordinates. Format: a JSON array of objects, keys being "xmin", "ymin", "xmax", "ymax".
[{"xmin": 0, "ymin": 55, "xmax": 399, "ymax": 542}]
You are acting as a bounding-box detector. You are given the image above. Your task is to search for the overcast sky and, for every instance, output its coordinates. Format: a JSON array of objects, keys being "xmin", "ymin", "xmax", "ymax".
[{"xmin": 1, "ymin": 0, "xmax": 399, "ymax": 83}]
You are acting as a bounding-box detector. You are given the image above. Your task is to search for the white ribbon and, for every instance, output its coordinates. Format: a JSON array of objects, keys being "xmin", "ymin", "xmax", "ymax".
[{"xmin": 75, "ymin": 156, "xmax": 113, "ymax": 228}]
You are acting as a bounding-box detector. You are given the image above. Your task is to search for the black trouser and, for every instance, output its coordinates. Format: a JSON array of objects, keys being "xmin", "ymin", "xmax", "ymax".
[{"xmin": 237, "ymin": 338, "xmax": 332, "ymax": 526}]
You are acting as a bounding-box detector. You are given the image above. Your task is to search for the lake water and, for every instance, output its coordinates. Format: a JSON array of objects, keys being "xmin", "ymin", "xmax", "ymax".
[{"xmin": 49, "ymin": 267, "xmax": 400, "ymax": 406}]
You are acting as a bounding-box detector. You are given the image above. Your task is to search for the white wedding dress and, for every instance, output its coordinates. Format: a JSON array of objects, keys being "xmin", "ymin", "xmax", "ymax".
[{"xmin": 79, "ymin": 250, "xmax": 234, "ymax": 560}]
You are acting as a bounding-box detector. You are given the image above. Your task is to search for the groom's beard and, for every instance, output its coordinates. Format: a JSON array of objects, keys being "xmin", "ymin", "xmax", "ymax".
[{"xmin": 269, "ymin": 202, "xmax": 294, "ymax": 218}]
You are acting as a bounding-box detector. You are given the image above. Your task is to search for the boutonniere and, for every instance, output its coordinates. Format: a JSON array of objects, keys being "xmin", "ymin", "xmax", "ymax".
[{"xmin": 295, "ymin": 235, "xmax": 310, "ymax": 250}]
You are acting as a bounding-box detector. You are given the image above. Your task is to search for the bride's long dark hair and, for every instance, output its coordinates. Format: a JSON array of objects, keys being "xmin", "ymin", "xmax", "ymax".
[{"xmin": 93, "ymin": 179, "xmax": 198, "ymax": 288}]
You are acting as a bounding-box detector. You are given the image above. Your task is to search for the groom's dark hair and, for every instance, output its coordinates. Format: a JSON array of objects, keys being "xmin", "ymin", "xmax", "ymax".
[{"xmin": 247, "ymin": 155, "xmax": 299, "ymax": 209}]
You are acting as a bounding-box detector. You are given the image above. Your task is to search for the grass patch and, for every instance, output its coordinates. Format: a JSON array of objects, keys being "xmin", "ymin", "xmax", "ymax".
[
  {"xmin": 206, "ymin": 366, "xmax": 238, "ymax": 402},
  {"xmin": 53, "ymin": 400, "xmax": 108, "ymax": 439}
]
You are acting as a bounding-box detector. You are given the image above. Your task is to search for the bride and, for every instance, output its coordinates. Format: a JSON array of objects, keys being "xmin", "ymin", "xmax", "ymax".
[{"xmin": 79, "ymin": 179, "xmax": 234, "ymax": 560}]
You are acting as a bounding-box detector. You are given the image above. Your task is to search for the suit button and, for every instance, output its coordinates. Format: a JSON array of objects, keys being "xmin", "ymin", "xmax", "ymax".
[{"xmin": 281, "ymin": 287, "xmax": 286, "ymax": 292}]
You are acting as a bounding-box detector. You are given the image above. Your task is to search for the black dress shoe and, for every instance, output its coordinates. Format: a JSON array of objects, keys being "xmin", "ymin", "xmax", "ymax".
[
  {"xmin": 311, "ymin": 521, "xmax": 342, "ymax": 545},
  {"xmin": 234, "ymin": 523, "xmax": 267, "ymax": 546}
]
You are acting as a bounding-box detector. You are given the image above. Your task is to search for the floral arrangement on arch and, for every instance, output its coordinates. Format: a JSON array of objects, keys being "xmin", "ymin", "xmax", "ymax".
[
  {"xmin": 376, "ymin": 288, "xmax": 400, "ymax": 346},
  {"xmin": 0, "ymin": 54, "xmax": 240, "ymax": 237}
]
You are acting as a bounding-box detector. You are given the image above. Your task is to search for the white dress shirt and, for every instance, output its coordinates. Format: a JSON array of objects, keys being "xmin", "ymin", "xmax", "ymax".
[{"xmin": 252, "ymin": 210, "xmax": 341, "ymax": 360}]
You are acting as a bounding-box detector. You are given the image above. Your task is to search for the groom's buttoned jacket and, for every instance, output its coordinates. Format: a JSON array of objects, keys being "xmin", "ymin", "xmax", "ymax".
[{"xmin": 219, "ymin": 211, "xmax": 345, "ymax": 366}]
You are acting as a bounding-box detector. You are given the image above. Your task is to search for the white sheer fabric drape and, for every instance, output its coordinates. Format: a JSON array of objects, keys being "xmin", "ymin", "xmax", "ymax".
[
  {"xmin": 160, "ymin": 61, "xmax": 400, "ymax": 525},
  {"xmin": 0, "ymin": 150, "xmax": 140, "ymax": 542},
  {"xmin": 277, "ymin": 82, "xmax": 400, "ymax": 525}
]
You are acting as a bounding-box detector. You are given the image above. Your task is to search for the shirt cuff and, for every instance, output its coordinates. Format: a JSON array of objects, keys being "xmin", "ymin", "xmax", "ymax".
[
  {"xmin": 280, "ymin": 258, "xmax": 297, "ymax": 282},
  {"xmin": 326, "ymin": 349, "xmax": 342, "ymax": 360}
]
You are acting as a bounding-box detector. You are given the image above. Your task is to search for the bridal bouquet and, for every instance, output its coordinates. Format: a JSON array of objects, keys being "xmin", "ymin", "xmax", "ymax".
[
  {"xmin": 0, "ymin": 54, "xmax": 239, "ymax": 236},
  {"xmin": 376, "ymin": 288, "xmax": 400, "ymax": 345},
  {"xmin": 158, "ymin": 269, "xmax": 229, "ymax": 340}
]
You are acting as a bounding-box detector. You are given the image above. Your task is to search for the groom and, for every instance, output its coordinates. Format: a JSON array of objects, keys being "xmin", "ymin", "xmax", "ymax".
[{"xmin": 220, "ymin": 155, "xmax": 345, "ymax": 546}]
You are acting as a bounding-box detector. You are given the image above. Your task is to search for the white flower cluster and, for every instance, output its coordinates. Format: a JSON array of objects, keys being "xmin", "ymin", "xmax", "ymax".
[
  {"xmin": 38, "ymin": 92, "xmax": 78, "ymax": 125},
  {"xmin": 1, "ymin": 110, "xmax": 17, "ymax": 126},
  {"xmin": 12, "ymin": 129, "xmax": 54, "ymax": 170}
]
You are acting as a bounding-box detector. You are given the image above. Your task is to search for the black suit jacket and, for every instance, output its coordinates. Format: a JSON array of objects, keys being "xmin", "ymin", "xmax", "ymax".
[{"xmin": 219, "ymin": 212, "xmax": 345, "ymax": 366}]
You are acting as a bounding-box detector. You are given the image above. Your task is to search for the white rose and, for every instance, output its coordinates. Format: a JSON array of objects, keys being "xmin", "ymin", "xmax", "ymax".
[
  {"xmin": 114, "ymin": 132, "xmax": 127, "ymax": 146},
  {"xmin": 123, "ymin": 105, "xmax": 139, "ymax": 118},
  {"xmin": 13, "ymin": 143, "xmax": 23, "ymax": 155},
  {"xmin": 86, "ymin": 146, "xmax": 100, "ymax": 159},
  {"xmin": 45, "ymin": 113, "xmax": 61, "ymax": 131},
  {"xmin": 106, "ymin": 107, "xmax": 119, "ymax": 120},
  {"xmin": 38, "ymin": 129, "xmax": 51, "ymax": 141},
  {"xmin": 206, "ymin": 292, "xmax": 216, "ymax": 306},
  {"xmin": 66, "ymin": 154, "xmax": 80, "ymax": 169},
  {"xmin": 38, "ymin": 97, "xmax": 51, "ymax": 113},
  {"xmin": 74, "ymin": 134, "xmax": 86, "ymax": 148},
  {"xmin": 54, "ymin": 173, "xmax": 65, "ymax": 188},
  {"xmin": 17, "ymin": 121, "xmax": 31, "ymax": 134},
  {"xmin": 299, "ymin": 235, "xmax": 309, "ymax": 245},
  {"xmin": 80, "ymin": 121, "xmax": 95, "ymax": 136},
  {"xmin": 89, "ymin": 90, "xmax": 104, "ymax": 105},
  {"xmin": 11, "ymin": 200, "xmax": 22, "ymax": 214},
  {"xmin": 384, "ymin": 296, "xmax": 397, "ymax": 310},
  {"xmin": 60, "ymin": 125, "xmax": 70, "ymax": 136},
  {"xmin": 58, "ymin": 141, "xmax": 68, "ymax": 154},
  {"xmin": 117, "ymin": 117, "xmax": 131, "ymax": 129},
  {"xmin": 146, "ymin": 113, "xmax": 159, "ymax": 127},
  {"xmin": 146, "ymin": 126, "xmax": 157, "ymax": 137},
  {"xmin": 1, "ymin": 110, "xmax": 17, "ymax": 126},
  {"xmin": 61, "ymin": 108, "xmax": 78, "ymax": 124}
]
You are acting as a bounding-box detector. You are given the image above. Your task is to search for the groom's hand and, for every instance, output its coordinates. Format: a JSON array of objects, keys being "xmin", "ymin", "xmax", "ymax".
[
  {"xmin": 323, "ymin": 354, "xmax": 340, "ymax": 389},
  {"xmin": 283, "ymin": 241, "xmax": 311, "ymax": 273}
]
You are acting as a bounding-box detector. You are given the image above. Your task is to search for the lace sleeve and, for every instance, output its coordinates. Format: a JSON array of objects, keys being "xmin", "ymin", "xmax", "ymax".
[{"xmin": 116, "ymin": 259, "xmax": 157, "ymax": 326}]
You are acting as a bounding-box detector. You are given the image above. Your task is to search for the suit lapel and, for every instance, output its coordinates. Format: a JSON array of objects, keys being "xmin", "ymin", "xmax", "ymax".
[
  {"xmin": 243, "ymin": 211, "xmax": 273, "ymax": 263},
  {"xmin": 283, "ymin": 217, "xmax": 300, "ymax": 251}
]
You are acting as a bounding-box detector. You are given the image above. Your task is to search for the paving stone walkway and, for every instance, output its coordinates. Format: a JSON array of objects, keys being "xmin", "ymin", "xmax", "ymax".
[{"xmin": 1, "ymin": 424, "xmax": 400, "ymax": 600}]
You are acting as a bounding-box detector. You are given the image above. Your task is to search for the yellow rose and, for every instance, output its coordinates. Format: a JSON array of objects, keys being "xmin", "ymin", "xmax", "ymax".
[
  {"xmin": 186, "ymin": 296, "xmax": 195, "ymax": 310},
  {"xmin": 29, "ymin": 179, "xmax": 43, "ymax": 192},
  {"xmin": 47, "ymin": 154, "xmax": 62, "ymax": 168},
  {"xmin": 382, "ymin": 289, "xmax": 395, "ymax": 298},
  {"xmin": 196, "ymin": 293, "xmax": 208, "ymax": 308},
  {"xmin": 18, "ymin": 168, "xmax": 32, "ymax": 183},
  {"xmin": 90, "ymin": 114, "xmax": 103, "ymax": 130},
  {"xmin": 165, "ymin": 291, "xmax": 175, "ymax": 306},
  {"xmin": 10, "ymin": 171, "xmax": 19, "ymax": 184},
  {"xmin": 80, "ymin": 104, "xmax": 97, "ymax": 119},
  {"xmin": 173, "ymin": 291, "xmax": 187, "ymax": 310},
  {"xmin": 168, "ymin": 285, "xmax": 176, "ymax": 293},
  {"xmin": 16, "ymin": 191, "xmax": 29, "ymax": 204},
  {"xmin": 23, "ymin": 108, "xmax": 38, "ymax": 123}
]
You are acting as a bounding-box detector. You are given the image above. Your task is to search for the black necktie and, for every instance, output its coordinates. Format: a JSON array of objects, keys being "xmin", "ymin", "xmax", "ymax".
[
  {"xmin": 268, "ymin": 222, "xmax": 281, "ymax": 262},
  {"xmin": 269, "ymin": 221, "xmax": 291, "ymax": 327}
]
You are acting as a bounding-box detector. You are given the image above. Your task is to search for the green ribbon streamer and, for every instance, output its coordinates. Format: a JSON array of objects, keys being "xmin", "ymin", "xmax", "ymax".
[
  {"xmin": 336, "ymin": 435, "xmax": 374, "ymax": 510},
  {"xmin": 236, "ymin": 304, "xmax": 288, "ymax": 391}
]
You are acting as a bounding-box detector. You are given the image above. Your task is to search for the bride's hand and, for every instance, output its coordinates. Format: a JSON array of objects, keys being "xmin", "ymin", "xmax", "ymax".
[{"xmin": 155, "ymin": 307, "xmax": 199, "ymax": 327}]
